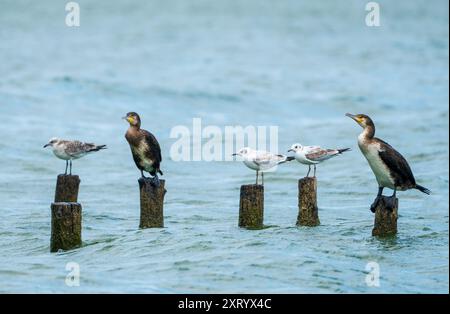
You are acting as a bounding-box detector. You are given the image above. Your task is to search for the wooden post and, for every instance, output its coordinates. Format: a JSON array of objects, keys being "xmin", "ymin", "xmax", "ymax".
[
  {"xmin": 139, "ymin": 179, "xmax": 166, "ymax": 229},
  {"xmin": 239, "ymin": 184, "xmax": 264, "ymax": 229},
  {"xmin": 297, "ymin": 177, "xmax": 320, "ymax": 227},
  {"xmin": 372, "ymin": 196, "xmax": 398, "ymax": 237},
  {"xmin": 50, "ymin": 202, "xmax": 82, "ymax": 252},
  {"xmin": 55, "ymin": 174, "xmax": 80, "ymax": 203}
]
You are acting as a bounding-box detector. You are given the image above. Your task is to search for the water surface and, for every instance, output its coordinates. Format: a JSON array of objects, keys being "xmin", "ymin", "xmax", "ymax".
[{"xmin": 0, "ymin": 0, "xmax": 448, "ymax": 293}]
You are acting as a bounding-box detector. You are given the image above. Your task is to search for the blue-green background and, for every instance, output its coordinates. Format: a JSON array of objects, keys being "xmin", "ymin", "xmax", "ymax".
[{"xmin": 0, "ymin": 0, "xmax": 448, "ymax": 293}]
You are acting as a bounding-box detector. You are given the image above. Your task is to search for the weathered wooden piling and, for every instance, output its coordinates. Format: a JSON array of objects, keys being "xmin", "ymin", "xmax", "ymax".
[
  {"xmin": 372, "ymin": 196, "xmax": 398, "ymax": 237},
  {"xmin": 139, "ymin": 179, "xmax": 166, "ymax": 229},
  {"xmin": 239, "ymin": 184, "xmax": 264, "ymax": 229},
  {"xmin": 50, "ymin": 202, "xmax": 82, "ymax": 252},
  {"xmin": 297, "ymin": 177, "xmax": 320, "ymax": 227},
  {"xmin": 55, "ymin": 174, "xmax": 80, "ymax": 203}
]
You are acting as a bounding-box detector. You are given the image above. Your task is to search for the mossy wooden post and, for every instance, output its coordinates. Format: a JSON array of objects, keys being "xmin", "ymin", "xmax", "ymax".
[
  {"xmin": 297, "ymin": 177, "xmax": 320, "ymax": 227},
  {"xmin": 55, "ymin": 175, "xmax": 80, "ymax": 203},
  {"xmin": 50, "ymin": 202, "xmax": 82, "ymax": 252},
  {"xmin": 139, "ymin": 179, "xmax": 166, "ymax": 229},
  {"xmin": 239, "ymin": 184, "xmax": 264, "ymax": 229},
  {"xmin": 372, "ymin": 196, "xmax": 398, "ymax": 237}
]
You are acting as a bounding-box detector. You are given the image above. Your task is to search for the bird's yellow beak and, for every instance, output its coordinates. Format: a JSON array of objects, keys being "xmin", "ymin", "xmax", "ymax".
[
  {"xmin": 346, "ymin": 113, "xmax": 362, "ymax": 124},
  {"xmin": 123, "ymin": 116, "xmax": 134, "ymax": 124}
]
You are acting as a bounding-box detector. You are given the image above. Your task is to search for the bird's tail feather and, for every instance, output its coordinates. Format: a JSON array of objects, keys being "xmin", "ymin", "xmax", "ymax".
[
  {"xmin": 415, "ymin": 184, "xmax": 431, "ymax": 195},
  {"xmin": 90, "ymin": 145, "xmax": 107, "ymax": 152},
  {"xmin": 338, "ymin": 148, "xmax": 351, "ymax": 154},
  {"xmin": 284, "ymin": 156, "xmax": 295, "ymax": 162}
]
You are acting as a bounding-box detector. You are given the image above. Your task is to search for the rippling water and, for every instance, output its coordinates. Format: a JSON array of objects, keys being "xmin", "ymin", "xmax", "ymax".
[{"xmin": 0, "ymin": 0, "xmax": 448, "ymax": 293}]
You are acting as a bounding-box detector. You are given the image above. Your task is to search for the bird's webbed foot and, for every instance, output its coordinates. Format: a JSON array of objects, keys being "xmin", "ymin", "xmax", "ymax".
[
  {"xmin": 384, "ymin": 195, "xmax": 397, "ymax": 212},
  {"xmin": 150, "ymin": 175, "xmax": 160, "ymax": 187},
  {"xmin": 140, "ymin": 170, "xmax": 149, "ymax": 179},
  {"xmin": 370, "ymin": 196, "xmax": 382, "ymax": 213}
]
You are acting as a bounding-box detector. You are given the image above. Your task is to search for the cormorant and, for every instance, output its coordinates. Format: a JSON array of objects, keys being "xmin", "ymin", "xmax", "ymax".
[
  {"xmin": 124, "ymin": 112, "xmax": 163, "ymax": 186},
  {"xmin": 346, "ymin": 113, "xmax": 430, "ymax": 212}
]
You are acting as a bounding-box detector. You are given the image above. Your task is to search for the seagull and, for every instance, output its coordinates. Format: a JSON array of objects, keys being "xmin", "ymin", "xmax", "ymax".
[
  {"xmin": 123, "ymin": 112, "xmax": 163, "ymax": 186},
  {"xmin": 288, "ymin": 143, "xmax": 350, "ymax": 177},
  {"xmin": 43, "ymin": 138, "xmax": 107, "ymax": 175},
  {"xmin": 346, "ymin": 113, "xmax": 431, "ymax": 212},
  {"xmin": 232, "ymin": 147, "xmax": 294, "ymax": 185}
]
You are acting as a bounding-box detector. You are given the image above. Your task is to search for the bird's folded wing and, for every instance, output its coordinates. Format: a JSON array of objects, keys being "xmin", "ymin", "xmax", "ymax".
[
  {"xmin": 141, "ymin": 130, "xmax": 162, "ymax": 163},
  {"xmin": 378, "ymin": 146, "xmax": 415, "ymax": 185},
  {"xmin": 65, "ymin": 141, "xmax": 86, "ymax": 156},
  {"xmin": 306, "ymin": 149, "xmax": 338, "ymax": 161},
  {"xmin": 254, "ymin": 153, "xmax": 284, "ymax": 166}
]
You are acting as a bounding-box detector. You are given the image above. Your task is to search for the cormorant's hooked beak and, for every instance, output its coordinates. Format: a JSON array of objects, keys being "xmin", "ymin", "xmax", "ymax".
[
  {"xmin": 346, "ymin": 113, "xmax": 365, "ymax": 127},
  {"xmin": 123, "ymin": 116, "xmax": 134, "ymax": 123},
  {"xmin": 346, "ymin": 113, "xmax": 358, "ymax": 122},
  {"xmin": 345, "ymin": 113, "xmax": 362, "ymax": 125}
]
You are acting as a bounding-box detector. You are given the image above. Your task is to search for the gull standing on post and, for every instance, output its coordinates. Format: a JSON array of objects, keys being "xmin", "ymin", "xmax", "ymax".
[
  {"xmin": 123, "ymin": 112, "xmax": 164, "ymax": 186},
  {"xmin": 346, "ymin": 113, "xmax": 430, "ymax": 212},
  {"xmin": 43, "ymin": 138, "xmax": 107, "ymax": 175},
  {"xmin": 233, "ymin": 147, "xmax": 294, "ymax": 185},
  {"xmin": 288, "ymin": 143, "xmax": 350, "ymax": 177}
]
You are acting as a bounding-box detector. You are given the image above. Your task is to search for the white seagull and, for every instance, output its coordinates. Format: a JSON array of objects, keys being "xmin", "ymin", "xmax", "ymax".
[
  {"xmin": 233, "ymin": 147, "xmax": 294, "ymax": 185},
  {"xmin": 288, "ymin": 143, "xmax": 350, "ymax": 177},
  {"xmin": 44, "ymin": 138, "xmax": 107, "ymax": 175}
]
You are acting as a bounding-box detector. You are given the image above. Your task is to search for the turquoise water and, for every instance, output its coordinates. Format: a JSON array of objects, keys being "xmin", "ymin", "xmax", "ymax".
[{"xmin": 0, "ymin": 0, "xmax": 448, "ymax": 293}]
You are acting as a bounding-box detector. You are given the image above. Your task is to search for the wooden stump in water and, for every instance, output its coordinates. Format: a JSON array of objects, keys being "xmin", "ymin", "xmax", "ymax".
[
  {"xmin": 50, "ymin": 202, "xmax": 82, "ymax": 252},
  {"xmin": 239, "ymin": 184, "xmax": 264, "ymax": 229},
  {"xmin": 139, "ymin": 179, "xmax": 166, "ymax": 229},
  {"xmin": 55, "ymin": 174, "xmax": 80, "ymax": 203},
  {"xmin": 297, "ymin": 177, "xmax": 320, "ymax": 227},
  {"xmin": 372, "ymin": 196, "xmax": 398, "ymax": 237}
]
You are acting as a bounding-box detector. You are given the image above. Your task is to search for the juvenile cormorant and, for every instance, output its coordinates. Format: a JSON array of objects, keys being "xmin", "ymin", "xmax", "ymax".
[
  {"xmin": 288, "ymin": 143, "xmax": 350, "ymax": 177},
  {"xmin": 346, "ymin": 113, "xmax": 430, "ymax": 212},
  {"xmin": 124, "ymin": 112, "xmax": 163, "ymax": 186},
  {"xmin": 44, "ymin": 138, "xmax": 107, "ymax": 175}
]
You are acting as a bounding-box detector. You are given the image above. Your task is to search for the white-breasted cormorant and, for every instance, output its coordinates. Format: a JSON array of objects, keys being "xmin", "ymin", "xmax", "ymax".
[
  {"xmin": 44, "ymin": 138, "xmax": 107, "ymax": 175},
  {"xmin": 124, "ymin": 112, "xmax": 163, "ymax": 186},
  {"xmin": 346, "ymin": 113, "xmax": 430, "ymax": 212},
  {"xmin": 288, "ymin": 143, "xmax": 350, "ymax": 177}
]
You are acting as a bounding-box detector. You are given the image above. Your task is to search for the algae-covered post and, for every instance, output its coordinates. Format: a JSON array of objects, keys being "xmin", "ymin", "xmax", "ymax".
[
  {"xmin": 239, "ymin": 184, "xmax": 264, "ymax": 229},
  {"xmin": 139, "ymin": 178, "xmax": 166, "ymax": 229},
  {"xmin": 372, "ymin": 196, "xmax": 398, "ymax": 237},
  {"xmin": 50, "ymin": 202, "xmax": 82, "ymax": 252},
  {"xmin": 297, "ymin": 177, "xmax": 320, "ymax": 227},
  {"xmin": 54, "ymin": 174, "xmax": 80, "ymax": 203}
]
